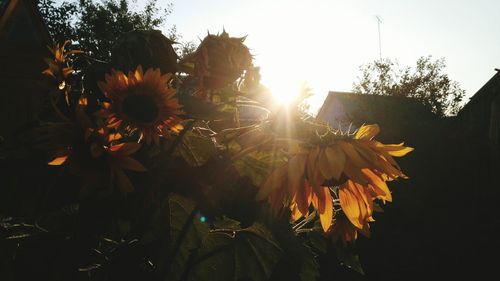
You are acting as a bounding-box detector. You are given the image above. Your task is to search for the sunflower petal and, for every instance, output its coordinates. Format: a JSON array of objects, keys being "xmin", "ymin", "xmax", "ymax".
[
  {"xmin": 325, "ymin": 145, "xmax": 345, "ymax": 180},
  {"xmin": 339, "ymin": 181, "xmax": 363, "ymax": 229},
  {"xmin": 48, "ymin": 155, "xmax": 68, "ymax": 166},
  {"xmin": 362, "ymin": 169, "xmax": 392, "ymax": 202},
  {"xmin": 318, "ymin": 147, "xmax": 334, "ymax": 179},
  {"xmin": 109, "ymin": 142, "xmax": 142, "ymax": 156},
  {"xmin": 295, "ymin": 181, "xmax": 312, "ymax": 216},
  {"xmin": 338, "ymin": 141, "xmax": 371, "ymax": 169},
  {"xmin": 314, "ymin": 186, "xmax": 333, "ymax": 232},
  {"xmin": 355, "ymin": 124, "xmax": 380, "ymax": 140},
  {"xmin": 288, "ymin": 154, "xmax": 307, "ymax": 194}
]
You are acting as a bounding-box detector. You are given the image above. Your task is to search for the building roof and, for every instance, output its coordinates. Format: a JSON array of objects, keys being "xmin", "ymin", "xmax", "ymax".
[
  {"xmin": 458, "ymin": 69, "xmax": 500, "ymax": 117},
  {"xmin": 317, "ymin": 91, "xmax": 438, "ymax": 142},
  {"xmin": 0, "ymin": 0, "xmax": 51, "ymax": 45}
]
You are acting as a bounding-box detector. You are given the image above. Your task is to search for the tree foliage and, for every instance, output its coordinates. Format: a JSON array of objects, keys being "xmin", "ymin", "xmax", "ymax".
[
  {"xmin": 353, "ymin": 56, "xmax": 465, "ymax": 116},
  {"xmin": 37, "ymin": 0, "xmax": 194, "ymax": 60}
]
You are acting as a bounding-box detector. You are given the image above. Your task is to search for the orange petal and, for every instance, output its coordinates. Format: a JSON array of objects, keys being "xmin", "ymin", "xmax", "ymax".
[
  {"xmin": 48, "ymin": 155, "xmax": 68, "ymax": 166},
  {"xmin": 295, "ymin": 181, "xmax": 312, "ymax": 216},
  {"xmin": 362, "ymin": 169, "xmax": 392, "ymax": 202},
  {"xmin": 290, "ymin": 202, "xmax": 304, "ymax": 221},
  {"xmin": 339, "ymin": 181, "xmax": 363, "ymax": 229},
  {"xmin": 108, "ymin": 142, "xmax": 142, "ymax": 156},
  {"xmin": 315, "ymin": 187, "xmax": 333, "ymax": 232}
]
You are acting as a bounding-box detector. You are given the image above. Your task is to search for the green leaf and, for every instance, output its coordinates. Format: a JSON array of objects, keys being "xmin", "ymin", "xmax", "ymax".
[
  {"xmin": 298, "ymin": 245, "xmax": 320, "ymax": 281},
  {"xmin": 335, "ymin": 243, "xmax": 365, "ymax": 275},
  {"xmin": 174, "ymin": 130, "xmax": 216, "ymax": 167},
  {"xmin": 187, "ymin": 222, "xmax": 283, "ymax": 281},
  {"xmin": 166, "ymin": 194, "xmax": 209, "ymax": 281},
  {"xmin": 233, "ymin": 150, "xmax": 288, "ymax": 187}
]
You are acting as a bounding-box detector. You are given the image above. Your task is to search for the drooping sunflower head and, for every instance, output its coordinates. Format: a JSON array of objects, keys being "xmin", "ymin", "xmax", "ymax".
[
  {"xmin": 185, "ymin": 30, "xmax": 253, "ymax": 89},
  {"xmin": 98, "ymin": 66, "xmax": 183, "ymax": 145},
  {"xmin": 111, "ymin": 30, "xmax": 179, "ymax": 75}
]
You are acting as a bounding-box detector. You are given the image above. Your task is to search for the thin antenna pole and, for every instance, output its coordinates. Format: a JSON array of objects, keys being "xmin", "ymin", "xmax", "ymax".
[{"xmin": 376, "ymin": 15, "xmax": 382, "ymax": 61}]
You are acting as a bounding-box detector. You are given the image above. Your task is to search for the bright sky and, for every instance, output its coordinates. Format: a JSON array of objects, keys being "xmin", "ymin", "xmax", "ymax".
[{"xmin": 153, "ymin": 0, "xmax": 500, "ymax": 113}]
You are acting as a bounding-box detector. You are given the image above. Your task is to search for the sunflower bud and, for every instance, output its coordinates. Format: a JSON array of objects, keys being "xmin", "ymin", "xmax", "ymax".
[{"xmin": 111, "ymin": 30, "xmax": 178, "ymax": 74}]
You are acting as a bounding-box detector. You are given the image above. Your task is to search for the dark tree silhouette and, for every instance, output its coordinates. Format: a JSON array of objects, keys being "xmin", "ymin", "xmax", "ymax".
[{"xmin": 37, "ymin": 0, "xmax": 195, "ymax": 61}]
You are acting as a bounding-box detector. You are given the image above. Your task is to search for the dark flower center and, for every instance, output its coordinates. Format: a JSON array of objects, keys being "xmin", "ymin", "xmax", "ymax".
[{"xmin": 122, "ymin": 94, "xmax": 159, "ymax": 123}]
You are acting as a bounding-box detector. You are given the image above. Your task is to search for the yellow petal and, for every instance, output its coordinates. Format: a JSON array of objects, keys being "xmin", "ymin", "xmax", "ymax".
[
  {"xmin": 371, "ymin": 142, "xmax": 414, "ymax": 157},
  {"xmin": 290, "ymin": 203, "xmax": 304, "ymax": 221},
  {"xmin": 362, "ymin": 169, "xmax": 392, "ymax": 202},
  {"xmin": 387, "ymin": 146, "xmax": 414, "ymax": 157},
  {"xmin": 355, "ymin": 124, "xmax": 380, "ymax": 140},
  {"xmin": 314, "ymin": 186, "xmax": 333, "ymax": 232},
  {"xmin": 339, "ymin": 181, "xmax": 363, "ymax": 229}
]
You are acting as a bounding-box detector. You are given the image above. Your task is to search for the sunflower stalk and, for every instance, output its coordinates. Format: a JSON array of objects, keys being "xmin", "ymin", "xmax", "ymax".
[
  {"xmin": 293, "ymin": 211, "xmax": 317, "ymax": 232},
  {"xmin": 50, "ymin": 96, "xmax": 72, "ymax": 123}
]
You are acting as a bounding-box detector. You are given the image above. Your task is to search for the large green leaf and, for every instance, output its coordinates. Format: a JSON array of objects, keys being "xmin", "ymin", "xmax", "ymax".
[
  {"xmin": 233, "ymin": 150, "xmax": 287, "ymax": 187},
  {"xmin": 166, "ymin": 194, "xmax": 209, "ymax": 281},
  {"xmin": 153, "ymin": 196, "xmax": 283, "ymax": 281},
  {"xmin": 174, "ymin": 130, "xmax": 216, "ymax": 167},
  {"xmin": 335, "ymin": 243, "xmax": 365, "ymax": 275},
  {"xmin": 187, "ymin": 221, "xmax": 283, "ymax": 281}
]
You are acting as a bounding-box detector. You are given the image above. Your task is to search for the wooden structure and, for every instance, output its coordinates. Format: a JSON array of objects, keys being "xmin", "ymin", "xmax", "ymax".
[
  {"xmin": 457, "ymin": 69, "xmax": 500, "ymax": 159},
  {"xmin": 0, "ymin": 0, "xmax": 52, "ymax": 137}
]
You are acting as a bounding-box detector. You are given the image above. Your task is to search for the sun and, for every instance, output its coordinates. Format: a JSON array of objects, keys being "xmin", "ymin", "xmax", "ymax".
[{"xmin": 260, "ymin": 68, "xmax": 305, "ymax": 105}]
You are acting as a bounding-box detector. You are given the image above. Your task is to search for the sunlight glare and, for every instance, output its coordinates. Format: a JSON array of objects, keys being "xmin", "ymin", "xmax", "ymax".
[{"xmin": 263, "ymin": 74, "xmax": 305, "ymax": 105}]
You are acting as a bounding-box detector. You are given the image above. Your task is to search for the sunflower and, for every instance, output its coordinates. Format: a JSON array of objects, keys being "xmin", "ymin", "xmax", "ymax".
[
  {"xmin": 98, "ymin": 66, "xmax": 183, "ymax": 145},
  {"xmin": 257, "ymin": 124, "xmax": 412, "ymax": 237},
  {"xmin": 48, "ymin": 126, "xmax": 146, "ymax": 195},
  {"xmin": 47, "ymin": 95, "xmax": 146, "ymax": 195},
  {"xmin": 43, "ymin": 40, "xmax": 83, "ymax": 93}
]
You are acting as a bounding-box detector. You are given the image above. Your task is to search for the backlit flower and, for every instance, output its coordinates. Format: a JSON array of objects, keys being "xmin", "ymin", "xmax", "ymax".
[
  {"xmin": 258, "ymin": 124, "xmax": 412, "ymax": 238},
  {"xmin": 98, "ymin": 66, "xmax": 183, "ymax": 145},
  {"xmin": 43, "ymin": 40, "xmax": 82, "ymax": 94},
  {"xmin": 182, "ymin": 31, "xmax": 252, "ymax": 90}
]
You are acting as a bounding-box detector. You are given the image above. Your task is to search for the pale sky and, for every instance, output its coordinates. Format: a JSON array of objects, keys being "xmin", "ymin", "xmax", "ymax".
[{"xmin": 160, "ymin": 0, "xmax": 499, "ymax": 112}]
